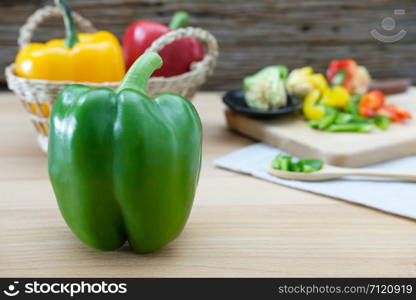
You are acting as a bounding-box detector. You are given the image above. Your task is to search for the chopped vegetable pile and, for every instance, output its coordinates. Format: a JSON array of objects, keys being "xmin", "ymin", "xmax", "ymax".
[
  {"xmin": 243, "ymin": 58, "xmax": 412, "ymax": 132},
  {"xmin": 272, "ymin": 154, "xmax": 324, "ymax": 173},
  {"xmin": 301, "ymin": 59, "xmax": 411, "ymax": 132}
]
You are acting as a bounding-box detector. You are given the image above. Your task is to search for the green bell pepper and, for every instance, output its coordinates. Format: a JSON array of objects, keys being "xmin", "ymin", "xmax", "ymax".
[{"xmin": 48, "ymin": 52, "xmax": 202, "ymax": 253}]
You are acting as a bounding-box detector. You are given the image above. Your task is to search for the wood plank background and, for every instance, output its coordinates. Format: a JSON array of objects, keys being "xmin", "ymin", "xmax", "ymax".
[{"xmin": 1, "ymin": 0, "xmax": 415, "ymax": 90}]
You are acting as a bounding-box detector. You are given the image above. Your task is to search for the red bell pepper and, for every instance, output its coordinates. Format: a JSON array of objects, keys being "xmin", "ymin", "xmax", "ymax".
[
  {"xmin": 377, "ymin": 104, "xmax": 412, "ymax": 123},
  {"xmin": 359, "ymin": 90, "xmax": 412, "ymax": 122},
  {"xmin": 122, "ymin": 11, "xmax": 204, "ymax": 77},
  {"xmin": 359, "ymin": 90, "xmax": 384, "ymax": 117},
  {"xmin": 326, "ymin": 58, "xmax": 358, "ymax": 91}
]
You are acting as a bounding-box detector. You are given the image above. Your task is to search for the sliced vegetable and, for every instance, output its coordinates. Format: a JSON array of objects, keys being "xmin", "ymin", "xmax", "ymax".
[
  {"xmin": 359, "ymin": 90, "xmax": 384, "ymax": 117},
  {"xmin": 344, "ymin": 95, "xmax": 361, "ymax": 115},
  {"xmin": 297, "ymin": 159, "xmax": 324, "ymax": 173},
  {"xmin": 335, "ymin": 113, "xmax": 353, "ymax": 124},
  {"xmin": 271, "ymin": 155, "xmax": 292, "ymax": 171},
  {"xmin": 280, "ymin": 156, "xmax": 293, "ymax": 171},
  {"xmin": 308, "ymin": 120, "xmax": 320, "ymax": 129},
  {"xmin": 335, "ymin": 113, "xmax": 371, "ymax": 124},
  {"xmin": 326, "ymin": 58, "xmax": 371, "ymax": 94},
  {"xmin": 377, "ymin": 104, "xmax": 412, "ymax": 123},
  {"xmin": 286, "ymin": 67, "xmax": 328, "ymax": 99},
  {"xmin": 359, "ymin": 90, "xmax": 411, "ymax": 123},
  {"xmin": 318, "ymin": 107, "xmax": 338, "ymax": 129},
  {"xmin": 327, "ymin": 58, "xmax": 357, "ymax": 91},
  {"xmin": 294, "ymin": 61, "xmax": 410, "ymax": 132},
  {"xmin": 373, "ymin": 115, "xmax": 390, "ymax": 130},
  {"xmin": 321, "ymin": 85, "xmax": 351, "ymax": 109},
  {"xmin": 303, "ymin": 90, "xmax": 325, "ymax": 121},
  {"xmin": 271, "ymin": 154, "xmax": 324, "ymax": 173},
  {"xmin": 326, "ymin": 123, "xmax": 374, "ymax": 133}
]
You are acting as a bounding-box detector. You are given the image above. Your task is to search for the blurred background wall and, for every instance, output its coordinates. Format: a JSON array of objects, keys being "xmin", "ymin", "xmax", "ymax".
[{"xmin": 1, "ymin": 0, "xmax": 415, "ymax": 90}]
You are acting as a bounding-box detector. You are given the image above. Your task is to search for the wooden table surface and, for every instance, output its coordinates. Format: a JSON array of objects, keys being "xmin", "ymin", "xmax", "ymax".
[{"xmin": 1, "ymin": 91, "xmax": 415, "ymax": 277}]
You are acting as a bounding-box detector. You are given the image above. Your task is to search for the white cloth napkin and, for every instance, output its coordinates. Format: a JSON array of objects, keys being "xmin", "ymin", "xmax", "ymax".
[{"xmin": 214, "ymin": 143, "xmax": 416, "ymax": 220}]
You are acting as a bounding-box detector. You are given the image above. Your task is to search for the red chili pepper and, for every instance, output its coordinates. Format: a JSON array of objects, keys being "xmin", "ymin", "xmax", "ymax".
[
  {"xmin": 326, "ymin": 58, "xmax": 358, "ymax": 91},
  {"xmin": 122, "ymin": 11, "xmax": 204, "ymax": 77},
  {"xmin": 359, "ymin": 90, "xmax": 385, "ymax": 117}
]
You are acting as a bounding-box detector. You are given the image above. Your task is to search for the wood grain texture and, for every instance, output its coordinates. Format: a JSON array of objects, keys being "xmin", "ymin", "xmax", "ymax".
[
  {"xmin": 225, "ymin": 88, "xmax": 416, "ymax": 167},
  {"xmin": 0, "ymin": 91, "xmax": 416, "ymax": 277},
  {"xmin": 1, "ymin": 0, "xmax": 416, "ymax": 90}
]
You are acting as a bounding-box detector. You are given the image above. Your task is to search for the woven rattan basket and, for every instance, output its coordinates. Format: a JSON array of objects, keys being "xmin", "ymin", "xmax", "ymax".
[{"xmin": 6, "ymin": 6, "xmax": 218, "ymax": 153}]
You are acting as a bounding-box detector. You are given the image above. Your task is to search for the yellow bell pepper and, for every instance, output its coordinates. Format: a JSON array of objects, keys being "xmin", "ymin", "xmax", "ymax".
[
  {"xmin": 309, "ymin": 73, "xmax": 328, "ymax": 94},
  {"xmin": 321, "ymin": 85, "xmax": 350, "ymax": 109},
  {"xmin": 303, "ymin": 89, "xmax": 325, "ymax": 121},
  {"xmin": 15, "ymin": 0, "xmax": 124, "ymax": 82}
]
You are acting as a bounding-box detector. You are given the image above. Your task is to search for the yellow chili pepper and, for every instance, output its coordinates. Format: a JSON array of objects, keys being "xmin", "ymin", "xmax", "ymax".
[
  {"xmin": 321, "ymin": 85, "xmax": 350, "ymax": 109},
  {"xmin": 303, "ymin": 89, "xmax": 325, "ymax": 121},
  {"xmin": 15, "ymin": 0, "xmax": 124, "ymax": 82}
]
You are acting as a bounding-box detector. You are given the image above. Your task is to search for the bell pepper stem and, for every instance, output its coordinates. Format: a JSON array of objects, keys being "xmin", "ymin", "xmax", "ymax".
[
  {"xmin": 55, "ymin": 0, "xmax": 79, "ymax": 48},
  {"xmin": 117, "ymin": 51, "xmax": 163, "ymax": 94},
  {"xmin": 168, "ymin": 11, "xmax": 190, "ymax": 29}
]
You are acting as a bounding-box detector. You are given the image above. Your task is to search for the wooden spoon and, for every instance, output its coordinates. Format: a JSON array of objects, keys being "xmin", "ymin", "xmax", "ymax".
[{"xmin": 268, "ymin": 164, "xmax": 416, "ymax": 181}]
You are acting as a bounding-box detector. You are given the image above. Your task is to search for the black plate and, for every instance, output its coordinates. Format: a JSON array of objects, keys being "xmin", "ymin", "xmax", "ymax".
[{"xmin": 222, "ymin": 90, "xmax": 301, "ymax": 119}]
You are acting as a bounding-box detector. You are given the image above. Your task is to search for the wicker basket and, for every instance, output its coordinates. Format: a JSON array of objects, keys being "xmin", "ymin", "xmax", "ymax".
[{"xmin": 5, "ymin": 6, "xmax": 218, "ymax": 153}]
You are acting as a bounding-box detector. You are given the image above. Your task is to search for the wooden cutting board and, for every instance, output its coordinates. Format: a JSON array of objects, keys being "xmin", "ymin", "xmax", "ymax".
[{"xmin": 225, "ymin": 87, "xmax": 416, "ymax": 167}]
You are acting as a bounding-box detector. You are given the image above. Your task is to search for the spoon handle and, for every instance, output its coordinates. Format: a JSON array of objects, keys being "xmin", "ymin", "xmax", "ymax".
[{"xmin": 329, "ymin": 167, "xmax": 416, "ymax": 181}]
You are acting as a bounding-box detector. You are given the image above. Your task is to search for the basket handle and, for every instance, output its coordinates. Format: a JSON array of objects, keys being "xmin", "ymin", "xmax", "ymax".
[
  {"xmin": 147, "ymin": 27, "xmax": 219, "ymax": 77},
  {"xmin": 18, "ymin": 5, "xmax": 96, "ymax": 49}
]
